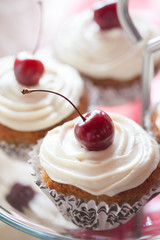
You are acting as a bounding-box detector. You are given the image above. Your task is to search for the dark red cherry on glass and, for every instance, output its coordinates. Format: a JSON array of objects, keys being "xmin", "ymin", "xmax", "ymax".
[
  {"xmin": 74, "ymin": 109, "xmax": 115, "ymax": 151},
  {"xmin": 14, "ymin": 52, "xmax": 44, "ymax": 86},
  {"xmin": 22, "ymin": 89, "xmax": 115, "ymax": 151},
  {"xmin": 6, "ymin": 182, "xmax": 35, "ymax": 212},
  {"xmin": 93, "ymin": 0, "xmax": 121, "ymax": 30}
]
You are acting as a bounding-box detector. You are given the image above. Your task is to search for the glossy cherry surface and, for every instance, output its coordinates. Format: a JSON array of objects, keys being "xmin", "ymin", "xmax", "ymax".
[
  {"xmin": 74, "ymin": 109, "xmax": 115, "ymax": 151},
  {"xmin": 93, "ymin": 0, "xmax": 121, "ymax": 30},
  {"xmin": 14, "ymin": 52, "xmax": 44, "ymax": 86}
]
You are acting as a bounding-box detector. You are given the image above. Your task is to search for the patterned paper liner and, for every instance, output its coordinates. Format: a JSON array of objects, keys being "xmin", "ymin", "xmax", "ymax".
[
  {"xmin": 30, "ymin": 142, "xmax": 160, "ymax": 230},
  {"xmin": 0, "ymin": 140, "xmax": 33, "ymax": 161}
]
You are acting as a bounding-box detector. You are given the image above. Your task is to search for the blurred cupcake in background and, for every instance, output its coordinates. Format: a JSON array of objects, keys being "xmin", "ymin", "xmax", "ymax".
[
  {"xmin": 54, "ymin": 0, "xmax": 160, "ymax": 88},
  {"xmin": 0, "ymin": 54, "xmax": 87, "ymax": 158}
]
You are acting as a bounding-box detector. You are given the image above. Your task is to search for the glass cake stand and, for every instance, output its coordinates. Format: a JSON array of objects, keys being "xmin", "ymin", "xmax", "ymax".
[{"xmin": 1, "ymin": 164, "xmax": 160, "ymax": 240}]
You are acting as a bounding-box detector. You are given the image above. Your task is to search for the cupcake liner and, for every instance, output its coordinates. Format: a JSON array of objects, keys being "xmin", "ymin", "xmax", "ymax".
[
  {"xmin": 0, "ymin": 140, "xmax": 33, "ymax": 161},
  {"xmin": 30, "ymin": 142, "xmax": 160, "ymax": 230}
]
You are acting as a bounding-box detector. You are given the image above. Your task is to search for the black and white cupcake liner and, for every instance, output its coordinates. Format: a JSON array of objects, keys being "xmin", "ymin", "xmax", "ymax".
[{"xmin": 30, "ymin": 142, "xmax": 160, "ymax": 230}]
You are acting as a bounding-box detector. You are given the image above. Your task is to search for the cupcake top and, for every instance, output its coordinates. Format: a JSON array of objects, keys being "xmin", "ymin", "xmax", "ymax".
[
  {"xmin": 39, "ymin": 113, "xmax": 160, "ymax": 197},
  {"xmin": 54, "ymin": 10, "xmax": 160, "ymax": 81},
  {"xmin": 0, "ymin": 56, "xmax": 84, "ymax": 131}
]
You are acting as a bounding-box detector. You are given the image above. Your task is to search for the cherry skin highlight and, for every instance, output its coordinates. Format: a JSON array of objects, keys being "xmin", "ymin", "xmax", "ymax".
[
  {"xmin": 74, "ymin": 109, "xmax": 115, "ymax": 151},
  {"xmin": 93, "ymin": 0, "xmax": 121, "ymax": 30},
  {"xmin": 14, "ymin": 52, "xmax": 44, "ymax": 86}
]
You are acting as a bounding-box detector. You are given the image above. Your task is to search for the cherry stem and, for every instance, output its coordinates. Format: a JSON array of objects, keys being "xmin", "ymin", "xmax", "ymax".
[
  {"xmin": 21, "ymin": 89, "xmax": 86, "ymax": 122},
  {"xmin": 33, "ymin": 0, "xmax": 43, "ymax": 54}
]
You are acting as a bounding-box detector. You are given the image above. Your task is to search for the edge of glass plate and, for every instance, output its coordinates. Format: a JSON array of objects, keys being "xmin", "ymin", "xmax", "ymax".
[{"xmin": 0, "ymin": 207, "xmax": 77, "ymax": 240}]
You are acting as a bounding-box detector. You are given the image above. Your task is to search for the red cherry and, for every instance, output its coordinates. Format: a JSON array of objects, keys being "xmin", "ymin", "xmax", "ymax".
[
  {"xmin": 22, "ymin": 89, "xmax": 115, "ymax": 151},
  {"xmin": 93, "ymin": 0, "xmax": 121, "ymax": 30},
  {"xmin": 14, "ymin": 52, "xmax": 44, "ymax": 86},
  {"xmin": 74, "ymin": 109, "xmax": 114, "ymax": 151}
]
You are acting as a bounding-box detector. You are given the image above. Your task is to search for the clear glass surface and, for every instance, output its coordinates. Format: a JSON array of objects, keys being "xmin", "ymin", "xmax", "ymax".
[{"xmin": 1, "ymin": 186, "xmax": 160, "ymax": 240}]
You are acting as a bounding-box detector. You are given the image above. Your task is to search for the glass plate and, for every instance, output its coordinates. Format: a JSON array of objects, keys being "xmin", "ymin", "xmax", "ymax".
[{"xmin": 1, "ymin": 149, "xmax": 160, "ymax": 240}]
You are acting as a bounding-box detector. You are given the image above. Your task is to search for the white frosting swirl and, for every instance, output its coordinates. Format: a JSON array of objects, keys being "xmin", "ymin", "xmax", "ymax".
[
  {"xmin": 55, "ymin": 10, "xmax": 160, "ymax": 81},
  {"xmin": 39, "ymin": 113, "xmax": 160, "ymax": 197},
  {"xmin": 0, "ymin": 56, "xmax": 84, "ymax": 131}
]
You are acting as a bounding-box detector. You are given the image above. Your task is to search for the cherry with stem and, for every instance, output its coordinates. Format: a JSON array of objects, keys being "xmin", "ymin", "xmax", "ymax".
[
  {"xmin": 14, "ymin": 1, "xmax": 44, "ymax": 87},
  {"xmin": 22, "ymin": 88, "xmax": 115, "ymax": 151}
]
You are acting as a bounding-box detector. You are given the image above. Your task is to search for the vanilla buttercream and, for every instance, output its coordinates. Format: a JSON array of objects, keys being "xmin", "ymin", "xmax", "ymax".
[
  {"xmin": 0, "ymin": 56, "xmax": 84, "ymax": 131},
  {"xmin": 39, "ymin": 113, "xmax": 160, "ymax": 197},
  {"xmin": 55, "ymin": 10, "xmax": 160, "ymax": 81}
]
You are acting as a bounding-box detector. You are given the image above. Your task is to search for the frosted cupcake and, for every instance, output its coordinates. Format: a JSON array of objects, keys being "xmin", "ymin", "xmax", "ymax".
[
  {"xmin": 30, "ymin": 108, "xmax": 160, "ymax": 230},
  {"xmin": 0, "ymin": 55, "xmax": 87, "ymax": 150},
  {"xmin": 54, "ymin": 1, "xmax": 160, "ymax": 87}
]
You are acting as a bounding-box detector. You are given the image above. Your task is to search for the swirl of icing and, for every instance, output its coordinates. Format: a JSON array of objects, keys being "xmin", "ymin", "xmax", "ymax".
[
  {"xmin": 55, "ymin": 10, "xmax": 160, "ymax": 81},
  {"xmin": 39, "ymin": 113, "xmax": 160, "ymax": 197},
  {"xmin": 0, "ymin": 56, "xmax": 84, "ymax": 131}
]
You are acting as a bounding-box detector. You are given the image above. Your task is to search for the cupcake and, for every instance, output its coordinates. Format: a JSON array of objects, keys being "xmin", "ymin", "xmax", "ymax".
[
  {"xmin": 0, "ymin": 54, "xmax": 87, "ymax": 152},
  {"xmin": 54, "ymin": 1, "xmax": 160, "ymax": 87},
  {"xmin": 30, "ymin": 109, "xmax": 160, "ymax": 230}
]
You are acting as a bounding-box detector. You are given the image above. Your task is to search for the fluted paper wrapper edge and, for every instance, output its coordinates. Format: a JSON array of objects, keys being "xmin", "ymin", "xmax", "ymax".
[
  {"xmin": 0, "ymin": 140, "xmax": 33, "ymax": 161},
  {"xmin": 29, "ymin": 141, "xmax": 160, "ymax": 230}
]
